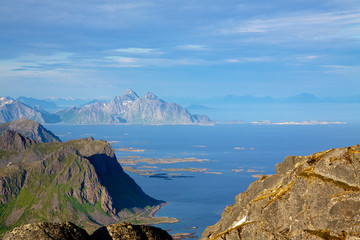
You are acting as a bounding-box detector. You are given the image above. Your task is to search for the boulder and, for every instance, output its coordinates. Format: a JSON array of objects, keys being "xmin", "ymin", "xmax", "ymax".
[
  {"xmin": 90, "ymin": 223, "xmax": 173, "ymax": 240},
  {"xmin": 3, "ymin": 222, "xmax": 89, "ymax": 240}
]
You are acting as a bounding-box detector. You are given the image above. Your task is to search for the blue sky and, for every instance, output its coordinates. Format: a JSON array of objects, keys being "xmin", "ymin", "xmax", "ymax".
[{"xmin": 1, "ymin": 0, "xmax": 359, "ymax": 100}]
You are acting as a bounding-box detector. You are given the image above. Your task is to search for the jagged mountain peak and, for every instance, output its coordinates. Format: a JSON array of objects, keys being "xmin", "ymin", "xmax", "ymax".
[
  {"xmin": 121, "ymin": 88, "xmax": 139, "ymax": 99},
  {"xmin": 0, "ymin": 96, "xmax": 15, "ymax": 106},
  {"xmin": 144, "ymin": 92, "xmax": 158, "ymax": 100}
]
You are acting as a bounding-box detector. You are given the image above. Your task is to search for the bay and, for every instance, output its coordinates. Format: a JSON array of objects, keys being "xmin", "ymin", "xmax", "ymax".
[{"xmin": 45, "ymin": 124, "xmax": 360, "ymax": 238}]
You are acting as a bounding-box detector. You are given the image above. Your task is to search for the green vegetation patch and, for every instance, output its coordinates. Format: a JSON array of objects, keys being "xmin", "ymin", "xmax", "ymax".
[
  {"xmin": 0, "ymin": 150, "xmax": 18, "ymax": 159},
  {"xmin": 16, "ymin": 189, "xmax": 36, "ymax": 208},
  {"xmin": 305, "ymin": 229, "xmax": 347, "ymax": 240},
  {"xmin": 95, "ymin": 202, "xmax": 107, "ymax": 216}
]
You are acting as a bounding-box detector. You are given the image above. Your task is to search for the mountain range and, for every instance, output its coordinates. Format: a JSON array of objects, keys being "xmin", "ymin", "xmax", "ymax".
[
  {"xmin": 0, "ymin": 97, "xmax": 60, "ymax": 124},
  {"xmin": 0, "ymin": 89, "xmax": 211, "ymax": 125},
  {"xmin": 56, "ymin": 89, "xmax": 210, "ymax": 125},
  {"xmin": 0, "ymin": 123, "xmax": 163, "ymax": 236}
]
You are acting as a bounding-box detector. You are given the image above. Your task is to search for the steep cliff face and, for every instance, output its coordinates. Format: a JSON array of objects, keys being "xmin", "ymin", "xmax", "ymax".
[
  {"xmin": 0, "ymin": 119, "xmax": 61, "ymax": 143},
  {"xmin": 202, "ymin": 144, "xmax": 360, "ymax": 240},
  {"xmin": 56, "ymin": 89, "xmax": 211, "ymax": 125},
  {"xmin": 0, "ymin": 132, "xmax": 163, "ymax": 236}
]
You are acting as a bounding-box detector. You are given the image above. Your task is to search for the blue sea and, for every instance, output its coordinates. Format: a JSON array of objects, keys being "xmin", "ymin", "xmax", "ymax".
[{"xmin": 45, "ymin": 124, "xmax": 360, "ymax": 238}]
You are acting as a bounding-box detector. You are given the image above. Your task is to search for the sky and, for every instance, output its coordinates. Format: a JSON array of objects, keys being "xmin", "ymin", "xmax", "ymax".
[{"xmin": 1, "ymin": 0, "xmax": 360, "ymax": 100}]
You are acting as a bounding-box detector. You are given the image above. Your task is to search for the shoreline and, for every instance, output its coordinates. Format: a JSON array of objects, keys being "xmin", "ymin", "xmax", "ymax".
[{"xmin": 120, "ymin": 202, "xmax": 179, "ymax": 226}]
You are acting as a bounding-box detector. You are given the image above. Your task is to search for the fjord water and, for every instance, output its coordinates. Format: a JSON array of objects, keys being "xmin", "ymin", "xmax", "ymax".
[{"xmin": 46, "ymin": 124, "xmax": 360, "ymax": 237}]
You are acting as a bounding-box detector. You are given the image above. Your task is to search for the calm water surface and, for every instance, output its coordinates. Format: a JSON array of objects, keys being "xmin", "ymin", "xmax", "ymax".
[{"xmin": 46, "ymin": 124, "xmax": 360, "ymax": 238}]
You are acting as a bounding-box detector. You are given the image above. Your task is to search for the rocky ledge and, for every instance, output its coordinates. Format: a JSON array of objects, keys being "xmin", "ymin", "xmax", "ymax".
[
  {"xmin": 202, "ymin": 144, "xmax": 360, "ymax": 240},
  {"xmin": 3, "ymin": 222, "xmax": 173, "ymax": 240}
]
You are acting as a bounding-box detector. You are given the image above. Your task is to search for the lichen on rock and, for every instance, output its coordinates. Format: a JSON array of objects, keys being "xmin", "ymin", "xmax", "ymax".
[{"xmin": 202, "ymin": 144, "xmax": 360, "ymax": 240}]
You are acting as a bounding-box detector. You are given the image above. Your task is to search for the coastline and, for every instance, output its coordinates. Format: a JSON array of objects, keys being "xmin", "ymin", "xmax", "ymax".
[{"xmin": 120, "ymin": 202, "xmax": 179, "ymax": 226}]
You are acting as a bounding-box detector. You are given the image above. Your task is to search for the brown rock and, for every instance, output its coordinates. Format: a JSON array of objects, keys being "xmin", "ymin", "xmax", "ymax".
[
  {"xmin": 90, "ymin": 223, "xmax": 173, "ymax": 240},
  {"xmin": 202, "ymin": 144, "xmax": 360, "ymax": 240},
  {"xmin": 2, "ymin": 222, "xmax": 89, "ymax": 240},
  {"xmin": 0, "ymin": 130, "xmax": 36, "ymax": 151}
]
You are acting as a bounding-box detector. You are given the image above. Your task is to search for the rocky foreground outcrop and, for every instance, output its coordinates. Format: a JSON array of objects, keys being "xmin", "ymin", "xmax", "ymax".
[
  {"xmin": 91, "ymin": 223, "xmax": 173, "ymax": 240},
  {"xmin": 202, "ymin": 144, "xmax": 360, "ymax": 240},
  {"xmin": 3, "ymin": 222, "xmax": 172, "ymax": 240}
]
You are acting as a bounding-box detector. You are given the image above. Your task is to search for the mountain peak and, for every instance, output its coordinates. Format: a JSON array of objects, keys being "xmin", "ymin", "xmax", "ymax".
[
  {"xmin": 0, "ymin": 119, "xmax": 61, "ymax": 143},
  {"xmin": 0, "ymin": 96, "xmax": 15, "ymax": 106},
  {"xmin": 0, "ymin": 130, "xmax": 36, "ymax": 151},
  {"xmin": 144, "ymin": 92, "xmax": 158, "ymax": 100},
  {"xmin": 121, "ymin": 88, "xmax": 139, "ymax": 98}
]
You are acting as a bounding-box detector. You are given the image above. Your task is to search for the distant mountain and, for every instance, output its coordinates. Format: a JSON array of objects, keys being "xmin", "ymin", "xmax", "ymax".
[
  {"xmin": 187, "ymin": 104, "xmax": 212, "ymax": 110},
  {"xmin": 0, "ymin": 131, "xmax": 163, "ymax": 235},
  {"xmin": 16, "ymin": 97, "xmax": 60, "ymax": 112},
  {"xmin": 0, "ymin": 119, "xmax": 61, "ymax": 142},
  {"xmin": 285, "ymin": 93, "xmax": 319, "ymax": 103},
  {"xmin": 0, "ymin": 97, "xmax": 60, "ymax": 124},
  {"xmin": 168, "ymin": 93, "xmax": 360, "ymax": 106},
  {"xmin": 56, "ymin": 89, "xmax": 211, "ymax": 125},
  {"xmin": 50, "ymin": 97, "xmax": 97, "ymax": 108}
]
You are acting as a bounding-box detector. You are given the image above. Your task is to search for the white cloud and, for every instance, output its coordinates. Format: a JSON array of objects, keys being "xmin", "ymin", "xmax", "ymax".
[
  {"xmin": 98, "ymin": 3, "xmax": 150, "ymax": 12},
  {"xmin": 295, "ymin": 55, "xmax": 321, "ymax": 62},
  {"xmin": 219, "ymin": 9, "xmax": 360, "ymax": 43},
  {"xmin": 114, "ymin": 48, "xmax": 161, "ymax": 54},
  {"xmin": 105, "ymin": 56, "xmax": 211, "ymax": 68},
  {"xmin": 322, "ymin": 65, "xmax": 360, "ymax": 74},
  {"xmin": 177, "ymin": 45, "xmax": 208, "ymax": 51},
  {"xmin": 225, "ymin": 56, "xmax": 273, "ymax": 63}
]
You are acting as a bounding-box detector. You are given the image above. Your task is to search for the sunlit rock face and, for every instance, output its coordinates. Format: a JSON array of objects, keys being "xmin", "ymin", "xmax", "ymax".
[
  {"xmin": 56, "ymin": 88, "xmax": 211, "ymax": 125},
  {"xmin": 202, "ymin": 144, "xmax": 360, "ymax": 240}
]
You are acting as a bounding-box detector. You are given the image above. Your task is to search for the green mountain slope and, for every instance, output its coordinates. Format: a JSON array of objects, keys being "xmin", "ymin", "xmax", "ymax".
[{"xmin": 0, "ymin": 132, "xmax": 163, "ymax": 236}]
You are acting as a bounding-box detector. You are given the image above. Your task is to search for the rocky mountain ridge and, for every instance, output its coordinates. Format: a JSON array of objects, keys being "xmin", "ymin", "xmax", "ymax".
[
  {"xmin": 0, "ymin": 130, "xmax": 163, "ymax": 236},
  {"xmin": 0, "ymin": 97, "xmax": 60, "ymax": 124},
  {"xmin": 1, "ymin": 89, "xmax": 211, "ymax": 125},
  {"xmin": 56, "ymin": 89, "xmax": 211, "ymax": 125},
  {"xmin": 0, "ymin": 118, "xmax": 61, "ymax": 143},
  {"xmin": 202, "ymin": 144, "xmax": 360, "ymax": 240}
]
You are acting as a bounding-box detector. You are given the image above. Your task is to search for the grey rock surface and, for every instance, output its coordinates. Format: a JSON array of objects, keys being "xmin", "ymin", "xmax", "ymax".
[
  {"xmin": 0, "ymin": 119, "xmax": 61, "ymax": 142},
  {"xmin": 56, "ymin": 89, "xmax": 211, "ymax": 125},
  {"xmin": 0, "ymin": 96, "xmax": 60, "ymax": 124},
  {"xmin": 202, "ymin": 144, "xmax": 360, "ymax": 240}
]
